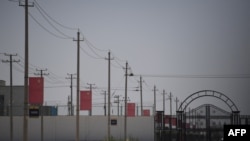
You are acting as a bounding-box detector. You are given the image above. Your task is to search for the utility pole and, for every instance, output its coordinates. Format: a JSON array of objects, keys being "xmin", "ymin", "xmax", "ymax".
[
  {"xmin": 123, "ymin": 62, "xmax": 133, "ymax": 141},
  {"xmin": 124, "ymin": 62, "xmax": 128, "ymax": 141},
  {"xmin": 66, "ymin": 73, "xmax": 76, "ymax": 116},
  {"xmin": 114, "ymin": 95, "xmax": 121, "ymax": 116},
  {"xmin": 162, "ymin": 90, "xmax": 166, "ymax": 115},
  {"xmin": 2, "ymin": 53, "xmax": 20, "ymax": 141},
  {"xmin": 105, "ymin": 51, "xmax": 113, "ymax": 141},
  {"xmin": 153, "ymin": 85, "xmax": 157, "ymax": 115},
  {"xmin": 73, "ymin": 30, "xmax": 83, "ymax": 141},
  {"xmin": 87, "ymin": 83, "xmax": 95, "ymax": 116},
  {"xmin": 67, "ymin": 96, "xmax": 71, "ymax": 116},
  {"xmin": 19, "ymin": 1, "xmax": 34, "ymax": 141},
  {"xmin": 153, "ymin": 85, "xmax": 157, "ymax": 141},
  {"xmin": 169, "ymin": 92, "xmax": 173, "ymax": 141},
  {"xmin": 139, "ymin": 76, "xmax": 143, "ymax": 116},
  {"xmin": 175, "ymin": 97, "xmax": 179, "ymax": 112},
  {"xmin": 136, "ymin": 104, "xmax": 139, "ymax": 116},
  {"xmin": 34, "ymin": 68, "xmax": 49, "ymax": 141},
  {"xmin": 101, "ymin": 91, "xmax": 107, "ymax": 116}
]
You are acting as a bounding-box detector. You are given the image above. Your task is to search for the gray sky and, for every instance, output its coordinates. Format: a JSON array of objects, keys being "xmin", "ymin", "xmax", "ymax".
[{"xmin": 0, "ymin": 0, "xmax": 250, "ymax": 115}]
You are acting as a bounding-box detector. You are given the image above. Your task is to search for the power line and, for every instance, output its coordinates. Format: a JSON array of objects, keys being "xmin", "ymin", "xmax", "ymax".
[
  {"xmin": 33, "ymin": 1, "xmax": 73, "ymax": 39},
  {"xmin": 84, "ymin": 37, "xmax": 109, "ymax": 52},
  {"xmin": 133, "ymin": 74, "xmax": 250, "ymax": 78},
  {"xmin": 80, "ymin": 45, "xmax": 104, "ymax": 60},
  {"xmin": 17, "ymin": 54, "xmax": 42, "ymax": 71},
  {"xmin": 33, "ymin": 0, "xmax": 78, "ymax": 31},
  {"xmin": 111, "ymin": 51, "xmax": 126, "ymax": 62},
  {"xmin": 13, "ymin": 64, "xmax": 24, "ymax": 74},
  {"xmin": 17, "ymin": 54, "xmax": 67, "ymax": 84},
  {"xmin": 8, "ymin": 0, "xmax": 19, "ymax": 2},
  {"xmin": 28, "ymin": 12, "xmax": 69, "ymax": 39},
  {"xmin": 111, "ymin": 62, "xmax": 123, "ymax": 69},
  {"xmin": 84, "ymin": 40, "xmax": 106, "ymax": 59}
]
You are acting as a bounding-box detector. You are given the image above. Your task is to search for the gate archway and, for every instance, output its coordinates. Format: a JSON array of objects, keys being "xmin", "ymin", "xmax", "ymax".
[
  {"xmin": 176, "ymin": 90, "xmax": 240, "ymax": 141},
  {"xmin": 178, "ymin": 90, "xmax": 238, "ymax": 112}
]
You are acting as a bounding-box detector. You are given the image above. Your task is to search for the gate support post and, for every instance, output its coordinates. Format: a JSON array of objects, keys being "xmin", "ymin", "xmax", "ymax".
[
  {"xmin": 231, "ymin": 111, "xmax": 240, "ymax": 125},
  {"xmin": 177, "ymin": 111, "xmax": 184, "ymax": 141}
]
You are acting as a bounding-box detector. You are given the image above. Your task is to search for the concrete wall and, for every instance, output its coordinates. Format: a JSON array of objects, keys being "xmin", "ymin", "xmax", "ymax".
[{"xmin": 0, "ymin": 116, "xmax": 154, "ymax": 141}]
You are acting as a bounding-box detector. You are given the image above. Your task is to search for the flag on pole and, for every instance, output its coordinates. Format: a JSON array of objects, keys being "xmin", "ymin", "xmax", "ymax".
[
  {"xmin": 127, "ymin": 103, "xmax": 135, "ymax": 117},
  {"xmin": 143, "ymin": 109, "xmax": 150, "ymax": 116},
  {"xmin": 29, "ymin": 77, "xmax": 44, "ymax": 105},
  {"xmin": 80, "ymin": 90, "xmax": 92, "ymax": 110}
]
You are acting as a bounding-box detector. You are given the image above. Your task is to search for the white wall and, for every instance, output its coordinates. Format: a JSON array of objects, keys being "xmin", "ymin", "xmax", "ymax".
[{"xmin": 0, "ymin": 116, "xmax": 154, "ymax": 141}]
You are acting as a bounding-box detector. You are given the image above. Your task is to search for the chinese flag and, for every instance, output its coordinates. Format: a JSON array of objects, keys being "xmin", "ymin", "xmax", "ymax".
[
  {"xmin": 29, "ymin": 77, "xmax": 44, "ymax": 105},
  {"xmin": 143, "ymin": 109, "xmax": 150, "ymax": 116},
  {"xmin": 80, "ymin": 91, "xmax": 92, "ymax": 110},
  {"xmin": 127, "ymin": 103, "xmax": 135, "ymax": 117}
]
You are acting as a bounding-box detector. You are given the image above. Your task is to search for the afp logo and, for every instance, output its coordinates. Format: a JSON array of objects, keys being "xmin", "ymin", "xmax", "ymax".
[{"xmin": 224, "ymin": 125, "xmax": 250, "ymax": 141}]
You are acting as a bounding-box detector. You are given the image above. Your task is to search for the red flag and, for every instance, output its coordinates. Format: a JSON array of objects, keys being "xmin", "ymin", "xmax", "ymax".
[
  {"xmin": 143, "ymin": 109, "xmax": 150, "ymax": 116},
  {"xmin": 127, "ymin": 103, "xmax": 135, "ymax": 117},
  {"xmin": 164, "ymin": 115, "xmax": 177, "ymax": 126},
  {"xmin": 29, "ymin": 77, "xmax": 44, "ymax": 105},
  {"xmin": 80, "ymin": 91, "xmax": 92, "ymax": 110},
  {"xmin": 172, "ymin": 118, "xmax": 177, "ymax": 126},
  {"xmin": 165, "ymin": 115, "xmax": 170, "ymax": 124}
]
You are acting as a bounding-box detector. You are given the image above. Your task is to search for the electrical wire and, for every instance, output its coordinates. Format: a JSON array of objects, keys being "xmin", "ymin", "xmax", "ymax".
[
  {"xmin": 17, "ymin": 54, "xmax": 42, "ymax": 71},
  {"xmin": 29, "ymin": 12, "xmax": 69, "ymax": 39},
  {"xmin": 133, "ymin": 74, "xmax": 250, "ymax": 78},
  {"xmin": 44, "ymin": 85, "xmax": 69, "ymax": 88},
  {"xmin": 7, "ymin": 64, "xmax": 22, "ymax": 74},
  {"xmin": 16, "ymin": 54, "xmax": 68, "ymax": 85},
  {"xmin": 111, "ymin": 51, "xmax": 126, "ymax": 62},
  {"xmin": 111, "ymin": 62, "xmax": 122, "ymax": 69},
  {"xmin": 83, "ymin": 37, "xmax": 109, "ymax": 52},
  {"xmin": 34, "ymin": 0, "xmax": 78, "ymax": 31},
  {"xmin": 34, "ymin": 2, "xmax": 73, "ymax": 39},
  {"xmin": 142, "ymin": 80, "xmax": 153, "ymax": 92},
  {"xmin": 113, "ymin": 59, "xmax": 124, "ymax": 69},
  {"xmin": 84, "ymin": 40, "xmax": 106, "ymax": 59},
  {"xmin": 8, "ymin": 0, "xmax": 19, "ymax": 2},
  {"xmin": 80, "ymin": 45, "xmax": 104, "ymax": 60}
]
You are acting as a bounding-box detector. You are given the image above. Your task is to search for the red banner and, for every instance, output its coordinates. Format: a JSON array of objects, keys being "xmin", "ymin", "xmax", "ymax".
[
  {"xmin": 172, "ymin": 118, "xmax": 177, "ymax": 126},
  {"xmin": 127, "ymin": 103, "xmax": 135, "ymax": 117},
  {"xmin": 29, "ymin": 77, "xmax": 44, "ymax": 105},
  {"xmin": 80, "ymin": 91, "xmax": 92, "ymax": 110},
  {"xmin": 165, "ymin": 115, "xmax": 177, "ymax": 126},
  {"xmin": 143, "ymin": 109, "xmax": 150, "ymax": 116}
]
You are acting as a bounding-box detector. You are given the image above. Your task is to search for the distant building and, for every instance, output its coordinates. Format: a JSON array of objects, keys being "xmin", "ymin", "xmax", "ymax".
[
  {"xmin": 41, "ymin": 106, "xmax": 58, "ymax": 116},
  {"xmin": 0, "ymin": 80, "xmax": 24, "ymax": 116},
  {"xmin": 0, "ymin": 80, "xmax": 57, "ymax": 116}
]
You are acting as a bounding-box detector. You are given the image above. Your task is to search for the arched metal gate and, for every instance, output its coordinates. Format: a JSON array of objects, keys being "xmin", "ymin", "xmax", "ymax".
[{"xmin": 176, "ymin": 90, "xmax": 240, "ymax": 141}]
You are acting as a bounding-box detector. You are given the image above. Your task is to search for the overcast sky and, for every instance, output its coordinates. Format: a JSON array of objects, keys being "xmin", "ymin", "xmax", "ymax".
[{"xmin": 0, "ymin": 0, "xmax": 250, "ymax": 115}]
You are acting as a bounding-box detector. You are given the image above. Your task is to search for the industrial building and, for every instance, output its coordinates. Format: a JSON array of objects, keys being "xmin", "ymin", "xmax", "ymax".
[
  {"xmin": 0, "ymin": 80, "xmax": 24, "ymax": 116},
  {"xmin": 0, "ymin": 80, "xmax": 57, "ymax": 116}
]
